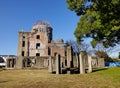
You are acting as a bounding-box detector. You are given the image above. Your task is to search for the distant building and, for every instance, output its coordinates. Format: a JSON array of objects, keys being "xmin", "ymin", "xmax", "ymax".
[
  {"xmin": 0, "ymin": 56, "xmax": 6, "ymax": 67},
  {"xmin": 0, "ymin": 55, "xmax": 15, "ymax": 67}
]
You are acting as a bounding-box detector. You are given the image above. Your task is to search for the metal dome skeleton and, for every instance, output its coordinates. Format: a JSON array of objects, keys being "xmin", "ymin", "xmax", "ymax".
[{"xmin": 33, "ymin": 20, "xmax": 51, "ymax": 27}]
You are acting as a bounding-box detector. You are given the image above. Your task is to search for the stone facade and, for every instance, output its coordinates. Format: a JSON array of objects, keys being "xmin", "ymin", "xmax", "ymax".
[
  {"xmin": 6, "ymin": 20, "xmax": 68, "ymax": 70},
  {"xmin": 18, "ymin": 20, "xmax": 67, "ymax": 57}
]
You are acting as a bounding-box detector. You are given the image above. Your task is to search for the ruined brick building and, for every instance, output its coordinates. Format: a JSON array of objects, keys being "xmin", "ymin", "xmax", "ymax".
[
  {"xmin": 18, "ymin": 20, "xmax": 67, "ymax": 57},
  {"xmin": 6, "ymin": 20, "xmax": 71, "ymax": 69},
  {"xmin": 6, "ymin": 20, "xmax": 104, "ymax": 72}
]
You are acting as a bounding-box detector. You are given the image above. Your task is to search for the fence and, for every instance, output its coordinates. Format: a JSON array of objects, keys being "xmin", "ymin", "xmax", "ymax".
[{"xmin": 105, "ymin": 62, "xmax": 120, "ymax": 66}]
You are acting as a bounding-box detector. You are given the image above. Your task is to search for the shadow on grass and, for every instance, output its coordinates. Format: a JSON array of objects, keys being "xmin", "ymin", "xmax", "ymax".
[
  {"xmin": 0, "ymin": 68, "xmax": 6, "ymax": 72},
  {"xmin": 51, "ymin": 68, "xmax": 108, "ymax": 74},
  {"xmin": 92, "ymin": 67, "xmax": 108, "ymax": 72},
  {"xmin": 0, "ymin": 81, "xmax": 9, "ymax": 84}
]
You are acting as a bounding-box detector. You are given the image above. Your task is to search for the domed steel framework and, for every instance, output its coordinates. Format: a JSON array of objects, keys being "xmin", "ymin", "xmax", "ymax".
[{"xmin": 33, "ymin": 20, "xmax": 51, "ymax": 27}]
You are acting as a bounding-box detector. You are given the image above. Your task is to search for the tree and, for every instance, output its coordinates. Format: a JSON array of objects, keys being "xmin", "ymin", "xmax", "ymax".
[
  {"xmin": 66, "ymin": 40, "xmax": 89, "ymax": 54},
  {"xmin": 67, "ymin": 0, "xmax": 120, "ymax": 47},
  {"xmin": 93, "ymin": 43, "xmax": 118, "ymax": 55},
  {"xmin": 119, "ymin": 52, "xmax": 120, "ymax": 59},
  {"xmin": 93, "ymin": 43, "xmax": 120, "ymax": 62},
  {"xmin": 95, "ymin": 50, "xmax": 108, "ymax": 57}
]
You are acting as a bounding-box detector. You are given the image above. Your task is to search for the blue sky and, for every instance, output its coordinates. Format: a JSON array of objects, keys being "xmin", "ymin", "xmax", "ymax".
[
  {"xmin": 0, "ymin": 0, "xmax": 119, "ymax": 57},
  {"xmin": 0, "ymin": 0, "xmax": 79, "ymax": 55}
]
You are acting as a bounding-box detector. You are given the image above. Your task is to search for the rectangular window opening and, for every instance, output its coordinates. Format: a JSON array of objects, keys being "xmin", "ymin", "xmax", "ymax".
[
  {"xmin": 36, "ymin": 53, "xmax": 40, "ymax": 56},
  {"xmin": 22, "ymin": 41, "xmax": 25, "ymax": 47},
  {"xmin": 36, "ymin": 43, "xmax": 40, "ymax": 49},
  {"xmin": 48, "ymin": 47, "xmax": 51, "ymax": 55},
  {"xmin": 22, "ymin": 34, "xmax": 26, "ymax": 38},
  {"xmin": 36, "ymin": 35, "xmax": 40, "ymax": 39},
  {"xmin": 22, "ymin": 51, "xmax": 24, "ymax": 56}
]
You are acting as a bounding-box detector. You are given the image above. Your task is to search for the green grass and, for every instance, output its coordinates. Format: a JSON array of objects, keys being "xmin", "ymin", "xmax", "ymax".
[{"xmin": 0, "ymin": 67, "xmax": 120, "ymax": 88}]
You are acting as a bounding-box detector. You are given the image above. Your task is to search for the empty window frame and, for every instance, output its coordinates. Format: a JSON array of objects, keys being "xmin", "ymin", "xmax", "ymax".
[
  {"xmin": 36, "ymin": 35, "xmax": 40, "ymax": 39},
  {"xmin": 22, "ymin": 51, "xmax": 24, "ymax": 56},
  {"xmin": 22, "ymin": 34, "xmax": 26, "ymax": 38},
  {"xmin": 22, "ymin": 41, "xmax": 25, "ymax": 47},
  {"xmin": 48, "ymin": 47, "xmax": 51, "ymax": 55},
  {"xmin": 36, "ymin": 53, "xmax": 40, "ymax": 56},
  {"xmin": 36, "ymin": 43, "xmax": 40, "ymax": 49},
  {"xmin": 54, "ymin": 52, "xmax": 57, "ymax": 56},
  {"xmin": 40, "ymin": 28, "xmax": 45, "ymax": 32}
]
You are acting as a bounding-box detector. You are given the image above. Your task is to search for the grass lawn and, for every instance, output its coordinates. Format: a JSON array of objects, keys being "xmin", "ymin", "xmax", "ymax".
[{"xmin": 0, "ymin": 67, "xmax": 120, "ymax": 88}]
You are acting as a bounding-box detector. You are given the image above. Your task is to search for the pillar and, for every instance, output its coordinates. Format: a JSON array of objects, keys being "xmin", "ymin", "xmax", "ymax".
[
  {"xmin": 56, "ymin": 54, "xmax": 61, "ymax": 74},
  {"xmin": 10, "ymin": 59, "xmax": 13, "ymax": 68},
  {"xmin": 79, "ymin": 52, "xmax": 85, "ymax": 74},
  {"xmin": 48, "ymin": 56, "xmax": 53, "ymax": 73},
  {"xmin": 97, "ymin": 58, "xmax": 105, "ymax": 67},
  {"xmin": 76, "ymin": 54, "xmax": 79, "ymax": 68},
  {"xmin": 15, "ymin": 56, "xmax": 23, "ymax": 69},
  {"xmin": 25, "ymin": 59, "xmax": 27, "ymax": 68},
  {"xmin": 88, "ymin": 55, "xmax": 92, "ymax": 73},
  {"xmin": 6, "ymin": 59, "xmax": 10, "ymax": 68},
  {"xmin": 67, "ymin": 46, "xmax": 73, "ymax": 68}
]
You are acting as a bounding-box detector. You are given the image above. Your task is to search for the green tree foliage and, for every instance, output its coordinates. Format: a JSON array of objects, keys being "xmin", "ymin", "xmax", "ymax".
[
  {"xmin": 119, "ymin": 52, "xmax": 120, "ymax": 59},
  {"xmin": 67, "ymin": 0, "xmax": 120, "ymax": 47}
]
